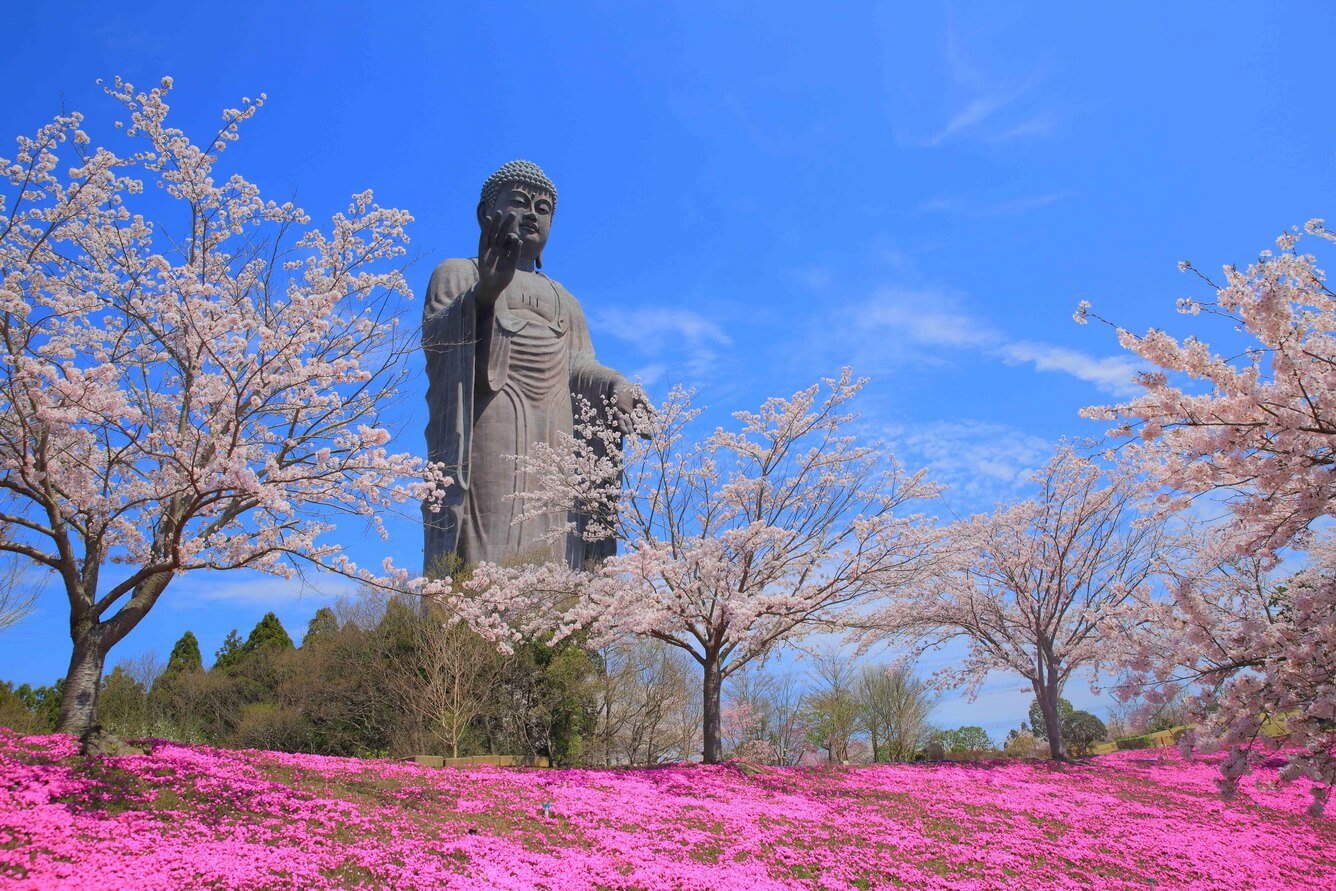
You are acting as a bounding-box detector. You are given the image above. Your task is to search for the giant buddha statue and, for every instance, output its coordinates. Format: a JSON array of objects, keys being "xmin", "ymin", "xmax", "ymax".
[{"xmin": 421, "ymin": 161, "xmax": 644, "ymax": 574}]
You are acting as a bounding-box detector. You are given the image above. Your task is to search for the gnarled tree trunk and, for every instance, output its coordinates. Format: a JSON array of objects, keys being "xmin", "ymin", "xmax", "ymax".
[
  {"xmin": 55, "ymin": 575, "xmax": 170, "ymax": 737},
  {"xmin": 56, "ymin": 624, "xmax": 109, "ymax": 735}
]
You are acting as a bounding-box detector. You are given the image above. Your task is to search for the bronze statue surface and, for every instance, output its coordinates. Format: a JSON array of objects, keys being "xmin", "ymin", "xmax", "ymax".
[{"xmin": 422, "ymin": 161, "xmax": 641, "ymax": 574}]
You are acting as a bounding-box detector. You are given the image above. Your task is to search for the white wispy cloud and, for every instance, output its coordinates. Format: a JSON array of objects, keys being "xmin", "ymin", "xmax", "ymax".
[
  {"xmin": 927, "ymin": 93, "xmax": 1015, "ymax": 146},
  {"xmin": 997, "ymin": 341, "xmax": 1144, "ymax": 397},
  {"xmin": 885, "ymin": 418, "xmax": 1053, "ymax": 509},
  {"xmin": 591, "ymin": 306, "xmax": 733, "ymax": 383},
  {"xmin": 916, "ymin": 191, "xmax": 1072, "ymax": 218},
  {"xmin": 990, "ymin": 113, "xmax": 1055, "ymax": 142},
  {"xmin": 629, "ymin": 362, "xmax": 668, "ymax": 387},
  {"xmin": 865, "ymin": 291, "xmax": 995, "ymax": 348},
  {"xmin": 863, "ymin": 288, "xmax": 1143, "ymax": 397},
  {"xmin": 917, "ymin": 20, "xmax": 1054, "ymax": 148},
  {"xmin": 170, "ymin": 571, "xmax": 360, "ymax": 609}
]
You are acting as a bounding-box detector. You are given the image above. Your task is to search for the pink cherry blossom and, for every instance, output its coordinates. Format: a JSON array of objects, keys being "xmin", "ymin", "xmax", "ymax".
[
  {"xmin": 867, "ymin": 445, "xmax": 1169, "ymax": 761},
  {"xmin": 426, "ymin": 371, "xmax": 943, "ymax": 763},
  {"xmin": 0, "ymin": 78, "xmax": 448, "ymax": 734},
  {"xmin": 1085, "ymin": 221, "xmax": 1336, "ymax": 814}
]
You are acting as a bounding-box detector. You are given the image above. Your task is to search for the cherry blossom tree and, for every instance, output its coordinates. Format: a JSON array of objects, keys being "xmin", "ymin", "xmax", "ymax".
[
  {"xmin": 433, "ymin": 371, "xmax": 941, "ymax": 763},
  {"xmin": 1078, "ymin": 221, "xmax": 1336, "ymax": 554},
  {"xmin": 0, "ymin": 78, "xmax": 445, "ymax": 735},
  {"xmin": 866, "ymin": 445, "xmax": 1168, "ymax": 760},
  {"xmin": 1082, "ymin": 220, "xmax": 1336, "ymax": 813},
  {"xmin": 1108, "ymin": 535, "xmax": 1336, "ymax": 815}
]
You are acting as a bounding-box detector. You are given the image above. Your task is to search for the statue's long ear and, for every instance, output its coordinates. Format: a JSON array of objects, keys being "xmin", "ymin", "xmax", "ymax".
[
  {"xmin": 476, "ymin": 200, "xmax": 489, "ymax": 229},
  {"xmin": 535, "ymin": 253, "xmax": 543, "ymax": 271}
]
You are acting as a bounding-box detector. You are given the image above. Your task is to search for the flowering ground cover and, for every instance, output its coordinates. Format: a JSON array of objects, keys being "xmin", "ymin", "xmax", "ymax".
[{"xmin": 0, "ymin": 728, "xmax": 1331, "ymax": 890}]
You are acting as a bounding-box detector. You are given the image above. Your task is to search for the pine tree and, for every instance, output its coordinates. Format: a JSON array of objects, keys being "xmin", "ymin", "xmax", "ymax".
[
  {"xmin": 162, "ymin": 631, "xmax": 203, "ymax": 678},
  {"xmin": 213, "ymin": 630, "xmax": 245, "ymax": 671},
  {"xmin": 15, "ymin": 680, "xmax": 62, "ymax": 730},
  {"xmin": 303, "ymin": 608, "xmax": 338, "ymax": 648},
  {"xmin": 242, "ymin": 612, "xmax": 295, "ymax": 655},
  {"xmin": 210, "ymin": 614, "xmax": 298, "ymax": 723}
]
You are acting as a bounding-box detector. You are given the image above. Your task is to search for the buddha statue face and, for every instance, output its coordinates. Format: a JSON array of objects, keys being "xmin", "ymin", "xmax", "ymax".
[{"xmin": 482, "ymin": 183, "xmax": 554, "ymax": 266}]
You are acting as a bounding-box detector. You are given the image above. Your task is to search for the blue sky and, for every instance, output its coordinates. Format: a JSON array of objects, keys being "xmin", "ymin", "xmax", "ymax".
[{"xmin": 2, "ymin": 2, "xmax": 1334, "ymax": 742}]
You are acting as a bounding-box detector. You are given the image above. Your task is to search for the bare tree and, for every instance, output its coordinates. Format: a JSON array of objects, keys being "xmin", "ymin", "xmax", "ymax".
[
  {"xmin": 657, "ymin": 676, "xmax": 704, "ymax": 764},
  {"xmin": 722, "ymin": 666, "xmax": 809, "ymax": 765},
  {"xmin": 123, "ymin": 651, "xmax": 164, "ymax": 690},
  {"xmin": 858, "ymin": 663, "xmax": 937, "ymax": 763},
  {"xmin": 592, "ymin": 638, "xmax": 697, "ymax": 765},
  {"xmin": 0, "ymin": 550, "xmax": 35, "ymax": 631},
  {"xmin": 388, "ymin": 608, "xmax": 503, "ymax": 758},
  {"xmin": 802, "ymin": 647, "xmax": 862, "ymax": 764},
  {"xmin": 765, "ymin": 671, "xmax": 810, "ymax": 766}
]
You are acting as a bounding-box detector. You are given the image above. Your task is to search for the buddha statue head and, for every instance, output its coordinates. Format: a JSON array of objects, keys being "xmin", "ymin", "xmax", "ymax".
[{"xmin": 477, "ymin": 160, "xmax": 557, "ymax": 270}]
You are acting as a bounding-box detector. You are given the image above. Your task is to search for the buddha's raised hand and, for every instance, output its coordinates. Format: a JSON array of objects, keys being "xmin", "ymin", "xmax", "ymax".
[{"xmin": 476, "ymin": 209, "xmax": 521, "ymax": 307}]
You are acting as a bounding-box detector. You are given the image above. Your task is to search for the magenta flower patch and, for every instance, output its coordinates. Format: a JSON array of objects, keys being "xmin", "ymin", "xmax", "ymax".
[{"xmin": 0, "ymin": 729, "xmax": 1331, "ymax": 889}]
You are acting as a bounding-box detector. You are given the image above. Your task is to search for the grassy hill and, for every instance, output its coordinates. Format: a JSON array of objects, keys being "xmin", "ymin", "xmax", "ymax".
[{"xmin": 0, "ymin": 728, "xmax": 1331, "ymax": 889}]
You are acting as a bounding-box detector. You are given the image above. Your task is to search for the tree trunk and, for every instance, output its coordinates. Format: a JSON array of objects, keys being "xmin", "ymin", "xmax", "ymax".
[
  {"xmin": 55, "ymin": 624, "xmax": 109, "ymax": 736},
  {"xmin": 55, "ymin": 575, "xmax": 171, "ymax": 737},
  {"xmin": 603, "ymin": 695, "xmax": 613, "ymax": 767},
  {"xmin": 702, "ymin": 652, "xmax": 723, "ymax": 764},
  {"xmin": 1036, "ymin": 681, "xmax": 1066, "ymax": 762}
]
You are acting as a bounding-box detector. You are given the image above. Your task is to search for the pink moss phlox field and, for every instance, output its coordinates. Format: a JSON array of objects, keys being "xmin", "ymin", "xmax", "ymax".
[{"xmin": 0, "ymin": 729, "xmax": 1332, "ymax": 890}]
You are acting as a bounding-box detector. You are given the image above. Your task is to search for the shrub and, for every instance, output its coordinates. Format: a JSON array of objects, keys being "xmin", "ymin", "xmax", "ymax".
[
  {"xmin": 1064, "ymin": 711, "xmax": 1108, "ymax": 756},
  {"xmin": 1003, "ymin": 728, "xmax": 1045, "ymax": 759},
  {"xmin": 232, "ymin": 703, "xmax": 308, "ymax": 752}
]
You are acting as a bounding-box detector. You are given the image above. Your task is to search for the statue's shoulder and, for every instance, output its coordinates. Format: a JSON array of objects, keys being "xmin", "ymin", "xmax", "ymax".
[
  {"xmin": 424, "ymin": 258, "xmax": 480, "ymax": 319},
  {"xmin": 428, "ymin": 257, "xmax": 480, "ymax": 291}
]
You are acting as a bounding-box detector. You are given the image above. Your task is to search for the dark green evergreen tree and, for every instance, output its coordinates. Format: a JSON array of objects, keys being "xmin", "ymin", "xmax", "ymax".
[
  {"xmin": 489, "ymin": 636, "xmax": 597, "ymax": 765},
  {"xmin": 303, "ymin": 607, "xmax": 339, "ymax": 648},
  {"xmin": 930, "ymin": 725, "xmax": 993, "ymax": 752},
  {"xmin": 213, "ymin": 629, "xmax": 245, "ymax": 671},
  {"xmin": 542, "ymin": 641, "xmax": 597, "ymax": 765},
  {"xmin": 1063, "ymin": 710, "xmax": 1108, "ymax": 755},
  {"xmin": 209, "ymin": 613, "xmax": 301, "ymax": 746},
  {"xmin": 16, "ymin": 680, "xmax": 63, "ymax": 729},
  {"xmin": 162, "ymin": 631, "xmax": 203, "ymax": 678},
  {"xmin": 149, "ymin": 630, "xmax": 206, "ymax": 739},
  {"xmin": 241, "ymin": 612, "xmax": 295, "ymax": 655},
  {"xmin": 1026, "ymin": 697, "xmax": 1108, "ymax": 756},
  {"xmin": 0, "ymin": 681, "xmax": 49, "ymax": 733}
]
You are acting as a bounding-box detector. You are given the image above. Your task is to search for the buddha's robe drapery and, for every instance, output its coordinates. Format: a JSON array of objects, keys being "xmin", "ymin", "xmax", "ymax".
[{"xmin": 421, "ymin": 258, "xmax": 625, "ymax": 574}]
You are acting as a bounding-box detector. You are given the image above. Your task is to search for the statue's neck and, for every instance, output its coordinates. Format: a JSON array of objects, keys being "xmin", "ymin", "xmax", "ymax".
[{"xmin": 516, "ymin": 257, "xmax": 538, "ymax": 273}]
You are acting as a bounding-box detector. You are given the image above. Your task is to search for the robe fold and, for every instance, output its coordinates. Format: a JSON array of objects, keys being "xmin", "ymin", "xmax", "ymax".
[{"xmin": 422, "ymin": 258, "xmax": 625, "ymax": 575}]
